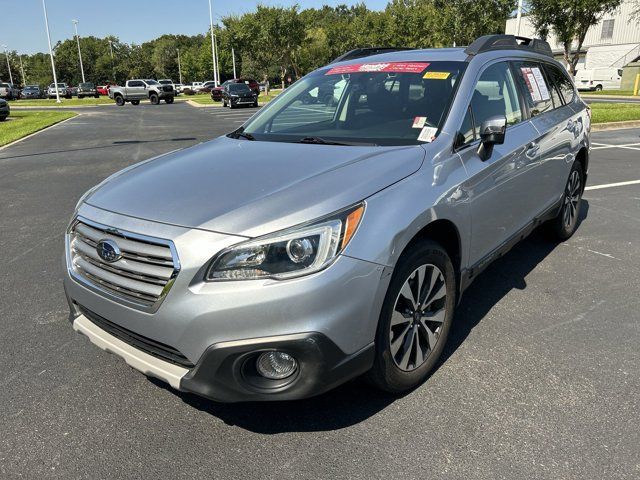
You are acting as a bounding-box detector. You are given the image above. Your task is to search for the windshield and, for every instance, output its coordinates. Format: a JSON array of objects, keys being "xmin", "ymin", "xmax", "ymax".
[
  {"xmin": 229, "ymin": 83, "xmax": 251, "ymax": 93},
  {"xmin": 79, "ymin": 83, "xmax": 94, "ymax": 88},
  {"xmin": 145, "ymin": 80, "xmax": 159, "ymax": 85},
  {"xmin": 159, "ymin": 80, "xmax": 171, "ymax": 84},
  {"xmin": 242, "ymin": 61, "xmax": 465, "ymax": 146}
]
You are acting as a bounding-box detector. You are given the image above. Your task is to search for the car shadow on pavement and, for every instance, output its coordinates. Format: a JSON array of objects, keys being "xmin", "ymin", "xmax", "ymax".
[{"xmin": 156, "ymin": 201, "xmax": 589, "ymax": 433}]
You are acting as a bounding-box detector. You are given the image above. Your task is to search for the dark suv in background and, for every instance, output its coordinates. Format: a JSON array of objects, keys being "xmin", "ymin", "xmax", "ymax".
[
  {"xmin": 211, "ymin": 78, "xmax": 260, "ymax": 100},
  {"xmin": 78, "ymin": 82, "xmax": 99, "ymax": 98}
]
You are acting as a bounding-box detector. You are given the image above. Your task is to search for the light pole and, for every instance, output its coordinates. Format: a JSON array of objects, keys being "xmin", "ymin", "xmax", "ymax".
[
  {"xmin": 515, "ymin": 0, "xmax": 523, "ymax": 36},
  {"xmin": 72, "ymin": 19, "xmax": 85, "ymax": 83},
  {"xmin": 2, "ymin": 45, "xmax": 13, "ymax": 84},
  {"xmin": 214, "ymin": 34, "xmax": 220, "ymax": 83},
  {"xmin": 208, "ymin": 0, "xmax": 218, "ymax": 86},
  {"xmin": 177, "ymin": 49, "xmax": 183, "ymax": 84},
  {"xmin": 108, "ymin": 39, "xmax": 115, "ymax": 81},
  {"xmin": 42, "ymin": 0, "xmax": 61, "ymax": 103},
  {"xmin": 19, "ymin": 55, "xmax": 26, "ymax": 85},
  {"xmin": 232, "ymin": 47, "xmax": 237, "ymax": 78}
]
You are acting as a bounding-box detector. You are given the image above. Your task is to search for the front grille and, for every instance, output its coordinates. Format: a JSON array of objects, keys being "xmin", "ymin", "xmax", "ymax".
[
  {"xmin": 78, "ymin": 305, "xmax": 194, "ymax": 368},
  {"xmin": 162, "ymin": 86, "xmax": 173, "ymax": 92},
  {"xmin": 68, "ymin": 218, "xmax": 180, "ymax": 311}
]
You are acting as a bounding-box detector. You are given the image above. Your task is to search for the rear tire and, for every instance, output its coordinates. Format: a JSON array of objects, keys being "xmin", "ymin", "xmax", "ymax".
[
  {"xmin": 78, "ymin": 95, "xmax": 84, "ymax": 99},
  {"xmin": 229, "ymin": 101, "xmax": 235, "ymax": 109},
  {"xmin": 367, "ymin": 240, "xmax": 456, "ymax": 393},
  {"xmin": 149, "ymin": 93, "xmax": 159, "ymax": 105},
  {"xmin": 0, "ymin": 116, "xmax": 6, "ymax": 122},
  {"xmin": 548, "ymin": 161, "xmax": 584, "ymax": 240},
  {"xmin": 114, "ymin": 95, "xmax": 125, "ymax": 106},
  {"xmin": 131, "ymin": 100, "xmax": 140, "ymax": 105},
  {"xmin": 595, "ymin": 84, "xmax": 603, "ymax": 91},
  {"xmin": 165, "ymin": 96, "xmax": 174, "ymax": 104}
]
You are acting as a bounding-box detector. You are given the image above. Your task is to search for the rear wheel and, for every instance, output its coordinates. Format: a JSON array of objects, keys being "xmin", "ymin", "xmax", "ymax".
[
  {"xmin": 367, "ymin": 240, "xmax": 456, "ymax": 393},
  {"xmin": 78, "ymin": 95, "xmax": 84, "ymax": 99},
  {"xmin": 595, "ymin": 84, "xmax": 603, "ymax": 91},
  {"xmin": 549, "ymin": 161, "xmax": 584, "ymax": 240},
  {"xmin": 131, "ymin": 100, "xmax": 140, "ymax": 105},
  {"xmin": 229, "ymin": 101, "xmax": 235, "ymax": 109},
  {"xmin": 149, "ymin": 93, "xmax": 159, "ymax": 105},
  {"xmin": 0, "ymin": 115, "xmax": 6, "ymax": 122},
  {"xmin": 165, "ymin": 96, "xmax": 174, "ymax": 104},
  {"xmin": 114, "ymin": 95, "xmax": 125, "ymax": 106}
]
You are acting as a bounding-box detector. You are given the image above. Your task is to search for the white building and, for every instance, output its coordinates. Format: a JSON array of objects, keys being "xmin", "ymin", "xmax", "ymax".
[{"xmin": 505, "ymin": 0, "xmax": 640, "ymax": 71}]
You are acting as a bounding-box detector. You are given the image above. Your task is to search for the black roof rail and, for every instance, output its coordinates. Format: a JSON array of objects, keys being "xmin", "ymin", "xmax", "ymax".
[
  {"xmin": 330, "ymin": 47, "xmax": 415, "ymax": 64},
  {"xmin": 464, "ymin": 35, "xmax": 553, "ymax": 58}
]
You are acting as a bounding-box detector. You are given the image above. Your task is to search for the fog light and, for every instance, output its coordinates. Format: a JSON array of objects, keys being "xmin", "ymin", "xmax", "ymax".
[{"xmin": 256, "ymin": 351, "xmax": 297, "ymax": 380}]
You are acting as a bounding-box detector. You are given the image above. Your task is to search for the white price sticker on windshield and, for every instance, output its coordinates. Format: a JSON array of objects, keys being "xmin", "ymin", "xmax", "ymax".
[{"xmin": 418, "ymin": 126, "xmax": 438, "ymax": 142}]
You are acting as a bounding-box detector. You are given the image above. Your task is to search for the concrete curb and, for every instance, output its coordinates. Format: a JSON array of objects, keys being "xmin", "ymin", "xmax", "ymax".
[
  {"xmin": 185, "ymin": 100, "xmax": 222, "ymax": 108},
  {"xmin": 592, "ymin": 120, "xmax": 640, "ymax": 131},
  {"xmin": 582, "ymin": 94, "xmax": 639, "ymax": 101},
  {"xmin": 0, "ymin": 113, "xmax": 79, "ymax": 152}
]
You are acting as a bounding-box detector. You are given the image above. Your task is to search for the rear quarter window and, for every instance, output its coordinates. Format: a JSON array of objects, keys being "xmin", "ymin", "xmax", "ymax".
[{"xmin": 544, "ymin": 63, "xmax": 575, "ymax": 104}]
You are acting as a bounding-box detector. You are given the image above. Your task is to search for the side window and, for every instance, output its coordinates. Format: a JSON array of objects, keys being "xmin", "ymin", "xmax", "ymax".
[
  {"xmin": 541, "ymin": 65, "xmax": 563, "ymax": 108},
  {"xmin": 471, "ymin": 62, "xmax": 523, "ymax": 138},
  {"xmin": 457, "ymin": 106, "xmax": 475, "ymax": 147},
  {"xmin": 544, "ymin": 63, "xmax": 575, "ymax": 104},
  {"xmin": 512, "ymin": 61, "xmax": 554, "ymax": 117}
]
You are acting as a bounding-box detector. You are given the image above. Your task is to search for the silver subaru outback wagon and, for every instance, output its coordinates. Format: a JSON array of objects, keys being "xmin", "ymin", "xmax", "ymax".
[{"xmin": 64, "ymin": 35, "xmax": 589, "ymax": 402}]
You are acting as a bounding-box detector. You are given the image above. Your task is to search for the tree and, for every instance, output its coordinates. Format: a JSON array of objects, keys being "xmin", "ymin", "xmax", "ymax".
[{"xmin": 529, "ymin": 0, "xmax": 623, "ymax": 75}]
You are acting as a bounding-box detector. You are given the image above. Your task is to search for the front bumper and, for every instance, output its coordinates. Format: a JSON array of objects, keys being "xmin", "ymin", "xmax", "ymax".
[
  {"xmin": 69, "ymin": 305, "xmax": 374, "ymax": 402},
  {"xmin": 64, "ymin": 205, "xmax": 386, "ymax": 401}
]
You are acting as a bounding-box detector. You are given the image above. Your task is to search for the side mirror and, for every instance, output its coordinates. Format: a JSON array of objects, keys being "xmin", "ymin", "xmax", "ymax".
[{"xmin": 479, "ymin": 116, "xmax": 507, "ymax": 146}]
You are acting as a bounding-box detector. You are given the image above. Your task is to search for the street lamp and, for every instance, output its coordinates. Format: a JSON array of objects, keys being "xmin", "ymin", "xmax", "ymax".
[
  {"xmin": 72, "ymin": 19, "xmax": 85, "ymax": 83},
  {"xmin": 1, "ymin": 45, "xmax": 13, "ymax": 85},
  {"xmin": 208, "ymin": 0, "xmax": 219, "ymax": 86},
  {"xmin": 42, "ymin": 0, "xmax": 61, "ymax": 103}
]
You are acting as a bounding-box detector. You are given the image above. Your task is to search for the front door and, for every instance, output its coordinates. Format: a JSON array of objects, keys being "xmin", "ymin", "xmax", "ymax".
[{"xmin": 456, "ymin": 61, "xmax": 541, "ymax": 267}]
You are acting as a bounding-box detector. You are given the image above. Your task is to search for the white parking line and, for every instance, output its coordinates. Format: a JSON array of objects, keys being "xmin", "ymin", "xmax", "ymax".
[
  {"xmin": 591, "ymin": 142, "xmax": 640, "ymax": 151},
  {"xmin": 585, "ymin": 179, "xmax": 640, "ymax": 191}
]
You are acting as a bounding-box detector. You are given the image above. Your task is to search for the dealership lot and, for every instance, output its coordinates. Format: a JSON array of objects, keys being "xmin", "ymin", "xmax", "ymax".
[{"xmin": 0, "ymin": 105, "xmax": 638, "ymax": 479}]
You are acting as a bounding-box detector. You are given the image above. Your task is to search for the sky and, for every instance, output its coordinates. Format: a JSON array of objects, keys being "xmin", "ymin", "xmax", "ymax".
[{"xmin": 1, "ymin": 0, "xmax": 388, "ymax": 55}]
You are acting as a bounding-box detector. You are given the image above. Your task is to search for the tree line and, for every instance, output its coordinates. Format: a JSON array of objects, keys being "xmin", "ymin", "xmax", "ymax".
[{"xmin": 0, "ymin": 1, "xmax": 515, "ymax": 88}]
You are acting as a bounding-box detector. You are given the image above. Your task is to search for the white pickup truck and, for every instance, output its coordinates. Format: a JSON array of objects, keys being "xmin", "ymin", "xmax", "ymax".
[{"xmin": 109, "ymin": 79, "xmax": 175, "ymax": 106}]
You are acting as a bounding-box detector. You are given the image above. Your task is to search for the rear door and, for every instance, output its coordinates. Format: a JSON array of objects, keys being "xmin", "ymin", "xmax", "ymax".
[
  {"xmin": 456, "ymin": 60, "xmax": 542, "ymax": 266},
  {"xmin": 512, "ymin": 60, "xmax": 578, "ymax": 212}
]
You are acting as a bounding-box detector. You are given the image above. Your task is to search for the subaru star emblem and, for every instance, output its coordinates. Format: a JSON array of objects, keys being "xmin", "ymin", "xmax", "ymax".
[{"xmin": 96, "ymin": 239, "xmax": 122, "ymax": 263}]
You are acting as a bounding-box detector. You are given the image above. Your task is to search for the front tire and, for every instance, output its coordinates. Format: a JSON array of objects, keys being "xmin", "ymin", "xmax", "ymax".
[
  {"xmin": 549, "ymin": 161, "xmax": 584, "ymax": 240},
  {"xmin": 149, "ymin": 93, "xmax": 159, "ymax": 105},
  {"xmin": 368, "ymin": 240, "xmax": 456, "ymax": 393}
]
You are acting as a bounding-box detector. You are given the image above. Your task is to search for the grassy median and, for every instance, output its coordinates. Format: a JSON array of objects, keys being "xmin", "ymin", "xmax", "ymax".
[
  {"xmin": 0, "ymin": 110, "xmax": 77, "ymax": 147},
  {"xmin": 12, "ymin": 97, "xmax": 114, "ymax": 107},
  {"xmin": 590, "ymin": 103, "xmax": 640, "ymax": 124}
]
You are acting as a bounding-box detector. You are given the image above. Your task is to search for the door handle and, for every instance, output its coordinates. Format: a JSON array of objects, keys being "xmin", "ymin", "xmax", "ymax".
[{"xmin": 526, "ymin": 142, "xmax": 540, "ymax": 157}]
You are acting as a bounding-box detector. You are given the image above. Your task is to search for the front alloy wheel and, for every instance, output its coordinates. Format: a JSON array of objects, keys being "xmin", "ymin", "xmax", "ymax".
[
  {"xmin": 390, "ymin": 264, "xmax": 447, "ymax": 371},
  {"xmin": 368, "ymin": 240, "xmax": 456, "ymax": 393}
]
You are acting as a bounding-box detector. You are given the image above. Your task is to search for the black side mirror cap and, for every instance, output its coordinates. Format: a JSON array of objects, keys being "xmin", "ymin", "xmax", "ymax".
[{"xmin": 479, "ymin": 115, "xmax": 507, "ymax": 146}]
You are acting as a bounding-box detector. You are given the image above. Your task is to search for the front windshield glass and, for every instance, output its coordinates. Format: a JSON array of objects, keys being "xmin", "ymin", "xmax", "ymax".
[
  {"xmin": 79, "ymin": 83, "xmax": 93, "ymax": 88},
  {"xmin": 242, "ymin": 60, "xmax": 465, "ymax": 146},
  {"xmin": 145, "ymin": 80, "xmax": 159, "ymax": 85},
  {"xmin": 229, "ymin": 83, "xmax": 250, "ymax": 93}
]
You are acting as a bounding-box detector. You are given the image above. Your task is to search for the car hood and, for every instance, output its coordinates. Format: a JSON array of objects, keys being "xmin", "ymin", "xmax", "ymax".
[{"xmin": 85, "ymin": 136, "xmax": 424, "ymax": 237}]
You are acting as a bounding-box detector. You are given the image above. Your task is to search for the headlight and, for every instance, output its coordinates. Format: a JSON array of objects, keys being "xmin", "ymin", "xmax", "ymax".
[{"xmin": 206, "ymin": 203, "xmax": 365, "ymax": 281}]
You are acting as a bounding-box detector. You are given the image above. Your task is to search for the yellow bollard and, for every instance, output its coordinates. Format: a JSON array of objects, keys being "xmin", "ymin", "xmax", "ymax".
[{"xmin": 635, "ymin": 74, "xmax": 640, "ymax": 96}]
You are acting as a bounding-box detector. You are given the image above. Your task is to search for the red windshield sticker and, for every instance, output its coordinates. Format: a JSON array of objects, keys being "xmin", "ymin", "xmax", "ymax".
[{"xmin": 326, "ymin": 62, "xmax": 430, "ymax": 75}]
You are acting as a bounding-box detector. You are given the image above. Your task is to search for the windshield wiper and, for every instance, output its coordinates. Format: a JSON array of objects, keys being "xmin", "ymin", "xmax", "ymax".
[
  {"xmin": 228, "ymin": 127, "xmax": 255, "ymax": 141},
  {"xmin": 298, "ymin": 136, "xmax": 376, "ymax": 146}
]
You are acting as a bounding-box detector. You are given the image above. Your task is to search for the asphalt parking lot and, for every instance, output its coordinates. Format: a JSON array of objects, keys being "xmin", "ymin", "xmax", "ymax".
[{"xmin": 0, "ymin": 104, "xmax": 639, "ymax": 479}]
